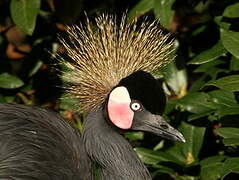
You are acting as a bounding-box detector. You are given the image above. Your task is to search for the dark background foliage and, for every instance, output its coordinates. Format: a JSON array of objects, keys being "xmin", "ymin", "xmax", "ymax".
[{"xmin": 0, "ymin": 0, "xmax": 239, "ymax": 179}]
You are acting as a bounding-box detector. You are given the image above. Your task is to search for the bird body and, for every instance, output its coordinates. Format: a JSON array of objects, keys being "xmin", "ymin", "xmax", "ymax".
[
  {"xmin": 0, "ymin": 14, "xmax": 185, "ymax": 180},
  {"xmin": 0, "ymin": 103, "xmax": 91, "ymax": 180}
]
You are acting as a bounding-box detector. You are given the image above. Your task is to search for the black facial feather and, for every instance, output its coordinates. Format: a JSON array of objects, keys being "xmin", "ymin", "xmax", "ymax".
[{"xmin": 118, "ymin": 71, "xmax": 166, "ymax": 115}]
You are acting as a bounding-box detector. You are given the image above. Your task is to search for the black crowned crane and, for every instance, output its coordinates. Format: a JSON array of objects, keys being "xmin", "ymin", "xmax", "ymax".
[{"xmin": 0, "ymin": 14, "xmax": 185, "ymax": 180}]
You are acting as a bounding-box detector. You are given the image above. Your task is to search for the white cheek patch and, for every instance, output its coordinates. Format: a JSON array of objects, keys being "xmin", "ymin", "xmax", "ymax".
[
  {"xmin": 107, "ymin": 86, "xmax": 134, "ymax": 129},
  {"xmin": 109, "ymin": 86, "xmax": 131, "ymax": 103}
]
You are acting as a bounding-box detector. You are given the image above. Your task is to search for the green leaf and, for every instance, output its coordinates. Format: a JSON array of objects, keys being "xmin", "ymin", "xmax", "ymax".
[
  {"xmin": 200, "ymin": 156, "xmax": 226, "ymax": 166},
  {"xmin": 28, "ymin": 60, "xmax": 43, "ymax": 77},
  {"xmin": 151, "ymin": 165, "xmax": 175, "ymax": 177},
  {"xmin": 200, "ymin": 156, "xmax": 226, "ymax": 180},
  {"xmin": 125, "ymin": 132, "xmax": 144, "ymax": 141},
  {"xmin": 0, "ymin": 94, "xmax": 5, "ymax": 102},
  {"xmin": 193, "ymin": 60, "xmax": 228, "ymax": 80},
  {"xmin": 175, "ymin": 176, "xmax": 198, "ymax": 180},
  {"xmin": 4, "ymin": 96, "xmax": 16, "ymax": 103},
  {"xmin": 221, "ymin": 29, "xmax": 239, "ymax": 59},
  {"xmin": 154, "ymin": 0, "xmax": 176, "ymax": 29},
  {"xmin": 92, "ymin": 162, "xmax": 101, "ymax": 180},
  {"xmin": 230, "ymin": 56, "xmax": 239, "ymax": 71},
  {"xmin": 216, "ymin": 127, "xmax": 239, "ymax": 146},
  {"xmin": 223, "ymin": 2, "xmax": 239, "ymax": 18},
  {"xmin": 193, "ymin": 59, "xmax": 224, "ymax": 73},
  {"xmin": 165, "ymin": 122, "xmax": 205, "ymax": 165},
  {"xmin": 205, "ymin": 75, "xmax": 239, "ymax": 92},
  {"xmin": 217, "ymin": 107, "xmax": 239, "ymax": 117},
  {"xmin": 10, "ymin": 0, "xmax": 41, "ymax": 35},
  {"xmin": 0, "ymin": 73, "xmax": 24, "ymax": 89},
  {"xmin": 200, "ymin": 156, "xmax": 239, "ymax": 179},
  {"xmin": 188, "ymin": 111, "xmax": 213, "ymax": 121},
  {"xmin": 208, "ymin": 89, "xmax": 239, "ymax": 117},
  {"xmin": 59, "ymin": 96, "xmax": 79, "ymax": 110},
  {"xmin": 180, "ymin": 122, "xmax": 205, "ymax": 163},
  {"xmin": 162, "ymin": 61, "xmax": 187, "ymax": 97},
  {"xmin": 176, "ymin": 92, "xmax": 216, "ymax": 114},
  {"xmin": 221, "ymin": 157, "xmax": 239, "ymax": 178},
  {"xmin": 188, "ymin": 41, "xmax": 227, "ymax": 65},
  {"xmin": 214, "ymin": 16, "xmax": 230, "ymax": 30},
  {"xmin": 189, "ymin": 74, "xmax": 208, "ymax": 92},
  {"xmin": 153, "ymin": 140, "xmax": 164, "ymax": 151},
  {"xmin": 128, "ymin": 0, "xmax": 154, "ymax": 20},
  {"xmin": 194, "ymin": 1, "xmax": 211, "ymax": 13},
  {"xmin": 135, "ymin": 147, "xmax": 182, "ymax": 165},
  {"xmin": 222, "ymin": 138, "xmax": 239, "ymax": 146},
  {"xmin": 209, "ymin": 89, "xmax": 239, "ymax": 108},
  {"xmin": 216, "ymin": 128, "xmax": 239, "ymax": 139},
  {"xmin": 192, "ymin": 25, "xmax": 207, "ymax": 36}
]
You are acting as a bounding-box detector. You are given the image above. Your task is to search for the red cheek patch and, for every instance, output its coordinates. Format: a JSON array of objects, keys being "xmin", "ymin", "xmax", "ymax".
[{"xmin": 107, "ymin": 86, "xmax": 134, "ymax": 129}]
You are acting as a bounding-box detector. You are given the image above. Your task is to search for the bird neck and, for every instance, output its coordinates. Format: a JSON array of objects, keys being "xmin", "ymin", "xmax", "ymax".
[{"xmin": 82, "ymin": 106, "xmax": 151, "ymax": 180}]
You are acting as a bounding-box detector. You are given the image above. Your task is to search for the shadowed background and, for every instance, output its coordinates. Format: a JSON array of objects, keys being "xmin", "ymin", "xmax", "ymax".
[{"xmin": 0, "ymin": 0, "xmax": 239, "ymax": 179}]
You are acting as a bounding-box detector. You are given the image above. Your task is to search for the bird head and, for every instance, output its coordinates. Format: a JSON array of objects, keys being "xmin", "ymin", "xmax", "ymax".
[
  {"xmin": 60, "ymin": 14, "xmax": 185, "ymax": 142},
  {"xmin": 107, "ymin": 71, "xmax": 185, "ymax": 142}
]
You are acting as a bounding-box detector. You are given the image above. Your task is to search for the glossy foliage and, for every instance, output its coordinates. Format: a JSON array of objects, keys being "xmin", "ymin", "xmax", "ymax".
[{"xmin": 0, "ymin": 0, "xmax": 239, "ymax": 179}]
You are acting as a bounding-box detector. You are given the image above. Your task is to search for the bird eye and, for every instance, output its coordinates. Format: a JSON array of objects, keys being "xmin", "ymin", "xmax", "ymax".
[{"xmin": 130, "ymin": 101, "xmax": 142, "ymax": 111}]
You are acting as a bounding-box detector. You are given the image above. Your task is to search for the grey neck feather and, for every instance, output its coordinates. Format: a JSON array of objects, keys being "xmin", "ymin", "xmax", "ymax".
[{"xmin": 83, "ymin": 106, "xmax": 151, "ymax": 180}]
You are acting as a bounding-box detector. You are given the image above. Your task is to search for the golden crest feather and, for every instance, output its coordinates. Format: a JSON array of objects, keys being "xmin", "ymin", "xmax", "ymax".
[{"xmin": 60, "ymin": 14, "xmax": 174, "ymax": 112}]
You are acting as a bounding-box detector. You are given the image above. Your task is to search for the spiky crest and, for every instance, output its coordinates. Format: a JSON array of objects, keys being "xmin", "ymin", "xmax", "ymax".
[{"xmin": 60, "ymin": 14, "xmax": 174, "ymax": 112}]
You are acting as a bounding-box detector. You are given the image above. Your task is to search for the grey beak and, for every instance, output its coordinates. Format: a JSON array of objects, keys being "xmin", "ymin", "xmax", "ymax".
[{"xmin": 131, "ymin": 110, "xmax": 185, "ymax": 143}]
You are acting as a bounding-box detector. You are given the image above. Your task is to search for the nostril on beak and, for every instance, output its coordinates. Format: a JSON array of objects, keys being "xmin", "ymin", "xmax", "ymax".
[{"xmin": 160, "ymin": 124, "xmax": 169, "ymax": 129}]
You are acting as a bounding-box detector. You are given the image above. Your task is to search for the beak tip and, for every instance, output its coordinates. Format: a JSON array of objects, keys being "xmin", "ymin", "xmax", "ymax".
[
  {"xmin": 177, "ymin": 133, "xmax": 186, "ymax": 143},
  {"xmin": 181, "ymin": 138, "xmax": 186, "ymax": 143}
]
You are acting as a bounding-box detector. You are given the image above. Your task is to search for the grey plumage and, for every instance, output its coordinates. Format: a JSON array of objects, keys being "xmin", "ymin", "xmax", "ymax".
[
  {"xmin": 83, "ymin": 106, "xmax": 151, "ymax": 180},
  {"xmin": 0, "ymin": 103, "xmax": 91, "ymax": 180}
]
